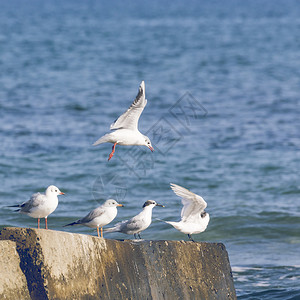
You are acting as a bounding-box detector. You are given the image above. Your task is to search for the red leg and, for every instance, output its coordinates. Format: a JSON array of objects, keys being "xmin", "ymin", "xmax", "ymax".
[
  {"xmin": 97, "ymin": 226, "xmax": 100, "ymax": 238},
  {"xmin": 45, "ymin": 217, "xmax": 48, "ymax": 230},
  {"xmin": 108, "ymin": 142, "xmax": 117, "ymax": 161},
  {"xmin": 38, "ymin": 218, "xmax": 40, "ymax": 229},
  {"xmin": 100, "ymin": 227, "xmax": 103, "ymax": 238}
]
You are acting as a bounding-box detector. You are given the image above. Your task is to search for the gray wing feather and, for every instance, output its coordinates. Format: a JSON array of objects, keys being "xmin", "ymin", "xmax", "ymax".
[
  {"xmin": 20, "ymin": 193, "xmax": 45, "ymax": 213},
  {"xmin": 79, "ymin": 206, "xmax": 106, "ymax": 224},
  {"xmin": 110, "ymin": 81, "xmax": 147, "ymax": 131},
  {"xmin": 122, "ymin": 216, "xmax": 142, "ymax": 231},
  {"xmin": 105, "ymin": 215, "xmax": 141, "ymax": 233}
]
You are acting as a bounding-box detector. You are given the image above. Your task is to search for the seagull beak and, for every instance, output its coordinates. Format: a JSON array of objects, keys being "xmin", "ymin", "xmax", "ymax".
[
  {"xmin": 117, "ymin": 204, "xmax": 124, "ymax": 207},
  {"xmin": 60, "ymin": 192, "xmax": 65, "ymax": 195},
  {"xmin": 148, "ymin": 145, "xmax": 154, "ymax": 152},
  {"xmin": 156, "ymin": 204, "xmax": 165, "ymax": 207}
]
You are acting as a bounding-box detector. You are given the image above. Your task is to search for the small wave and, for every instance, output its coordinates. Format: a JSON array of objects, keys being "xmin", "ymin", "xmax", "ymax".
[
  {"xmin": 232, "ymin": 266, "xmax": 262, "ymax": 273},
  {"xmin": 238, "ymin": 289, "xmax": 300, "ymax": 300},
  {"xmin": 234, "ymin": 265, "xmax": 300, "ymax": 299},
  {"xmin": 281, "ymin": 188, "xmax": 300, "ymax": 195},
  {"xmin": 252, "ymin": 281, "xmax": 270, "ymax": 287},
  {"xmin": 65, "ymin": 103, "xmax": 88, "ymax": 111}
]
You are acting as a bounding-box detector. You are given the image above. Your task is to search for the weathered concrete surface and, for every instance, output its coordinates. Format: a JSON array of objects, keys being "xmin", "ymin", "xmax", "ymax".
[
  {"xmin": 0, "ymin": 227, "xmax": 236, "ymax": 300},
  {"xmin": 0, "ymin": 240, "xmax": 31, "ymax": 300}
]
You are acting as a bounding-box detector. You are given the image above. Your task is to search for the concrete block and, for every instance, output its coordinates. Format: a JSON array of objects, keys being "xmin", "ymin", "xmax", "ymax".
[
  {"xmin": 0, "ymin": 240, "xmax": 31, "ymax": 300},
  {"xmin": 0, "ymin": 227, "xmax": 236, "ymax": 300}
]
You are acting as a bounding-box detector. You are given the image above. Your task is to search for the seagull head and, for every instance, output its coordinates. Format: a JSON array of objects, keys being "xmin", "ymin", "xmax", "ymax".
[
  {"xmin": 143, "ymin": 135, "xmax": 154, "ymax": 152},
  {"xmin": 143, "ymin": 200, "xmax": 165, "ymax": 208},
  {"xmin": 104, "ymin": 199, "xmax": 124, "ymax": 207},
  {"xmin": 46, "ymin": 185, "xmax": 65, "ymax": 196}
]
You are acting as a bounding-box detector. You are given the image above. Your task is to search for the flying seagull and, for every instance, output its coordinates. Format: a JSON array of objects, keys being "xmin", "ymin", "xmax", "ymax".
[{"xmin": 93, "ymin": 81, "xmax": 154, "ymax": 161}]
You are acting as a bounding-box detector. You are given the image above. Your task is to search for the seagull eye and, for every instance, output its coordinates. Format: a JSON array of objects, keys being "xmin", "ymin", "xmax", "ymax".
[{"xmin": 55, "ymin": 190, "xmax": 57, "ymax": 192}]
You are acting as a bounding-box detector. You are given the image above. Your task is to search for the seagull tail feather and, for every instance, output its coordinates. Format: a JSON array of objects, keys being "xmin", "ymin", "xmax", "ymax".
[
  {"xmin": 104, "ymin": 219, "xmax": 128, "ymax": 233},
  {"xmin": 63, "ymin": 221, "xmax": 80, "ymax": 227},
  {"xmin": 93, "ymin": 134, "xmax": 110, "ymax": 146},
  {"xmin": 7, "ymin": 204, "xmax": 21, "ymax": 212},
  {"xmin": 155, "ymin": 218, "xmax": 166, "ymax": 223},
  {"xmin": 103, "ymin": 227, "xmax": 117, "ymax": 233}
]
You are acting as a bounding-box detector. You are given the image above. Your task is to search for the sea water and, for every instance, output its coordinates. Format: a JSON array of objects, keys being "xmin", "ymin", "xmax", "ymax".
[{"xmin": 0, "ymin": 1, "xmax": 299, "ymax": 298}]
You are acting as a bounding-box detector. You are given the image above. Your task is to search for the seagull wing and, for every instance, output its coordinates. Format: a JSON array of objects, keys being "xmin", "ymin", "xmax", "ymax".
[
  {"xmin": 110, "ymin": 81, "xmax": 147, "ymax": 131},
  {"xmin": 79, "ymin": 206, "xmax": 106, "ymax": 224},
  {"xmin": 105, "ymin": 215, "xmax": 142, "ymax": 233},
  {"xmin": 170, "ymin": 183, "xmax": 207, "ymax": 222},
  {"xmin": 124, "ymin": 215, "xmax": 144, "ymax": 231},
  {"xmin": 20, "ymin": 193, "xmax": 46, "ymax": 213}
]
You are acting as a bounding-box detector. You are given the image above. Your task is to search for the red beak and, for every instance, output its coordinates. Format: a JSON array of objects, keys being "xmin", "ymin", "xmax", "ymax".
[
  {"xmin": 60, "ymin": 192, "xmax": 65, "ymax": 195},
  {"xmin": 148, "ymin": 146, "xmax": 154, "ymax": 152}
]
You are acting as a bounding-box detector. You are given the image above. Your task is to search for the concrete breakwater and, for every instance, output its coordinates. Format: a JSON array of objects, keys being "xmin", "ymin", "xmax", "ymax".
[{"xmin": 0, "ymin": 227, "xmax": 236, "ymax": 299}]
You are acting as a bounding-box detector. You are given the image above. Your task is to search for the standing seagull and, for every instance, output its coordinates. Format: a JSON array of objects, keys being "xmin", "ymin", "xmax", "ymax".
[
  {"xmin": 162, "ymin": 183, "xmax": 210, "ymax": 242},
  {"xmin": 8, "ymin": 185, "xmax": 64, "ymax": 229},
  {"xmin": 105, "ymin": 200, "xmax": 164, "ymax": 239},
  {"xmin": 93, "ymin": 81, "xmax": 154, "ymax": 161},
  {"xmin": 64, "ymin": 199, "xmax": 124, "ymax": 238}
]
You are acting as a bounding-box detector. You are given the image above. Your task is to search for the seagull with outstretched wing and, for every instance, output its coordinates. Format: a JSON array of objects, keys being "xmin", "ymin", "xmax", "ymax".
[
  {"xmin": 161, "ymin": 183, "xmax": 210, "ymax": 242},
  {"xmin": 93, "ymin": 81, "xmax": 154, "ymax": 161}
]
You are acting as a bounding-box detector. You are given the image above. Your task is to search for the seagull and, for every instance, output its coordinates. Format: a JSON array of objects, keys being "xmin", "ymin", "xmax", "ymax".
[
  {"xmin": 64, "ymin": 199, "xmax": 124, "ymax": 238},
  {"xmin": 162, "ymin": 183, "xmax": 210, "ymax": 242},
  {"xmin": 105, "ymin": 200, "xmax": 164, "ymax": 239},
  {"xmin": 93, "ymin": 81, "xmax": 154, "ymax": 161},
  {"xmin": 8, "ymin": 185, "xmax": 64, "ymax": 229}
]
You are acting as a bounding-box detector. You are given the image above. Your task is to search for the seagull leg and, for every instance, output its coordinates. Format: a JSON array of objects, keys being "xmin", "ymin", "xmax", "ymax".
[
  {"xmin": 134, "ymin": 233, "xmax": 137, "ymax": 239},
  {"xmin": 97, "ymin": 226, "xmax": 100, "ymax": 238},
  {"xmin": 188, "ymin": 234, "xmax": 195, "ymax": 242},
  {"xmin": 45, "ymin": 217, "xmax": 48, "ymax": 230},
  {"xmin": 100, "ymin": 227, "xmax": 103, "ymax": 238},
  {"xmin": 108, "ymin": 142, "xmax": 117, "ymax": 161},
  {"xmin": 138, "ymin": 233, "xmax": 142, "ymax": 239},
  {"xmin": 37, "ymin": 218, "xmax": 40, "ymax": 229}
]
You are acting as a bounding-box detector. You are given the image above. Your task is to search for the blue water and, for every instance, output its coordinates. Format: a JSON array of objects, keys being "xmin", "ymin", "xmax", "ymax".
[{"xmin": 0, "ymin": 1, "xmax": 299, "ymax": 298}]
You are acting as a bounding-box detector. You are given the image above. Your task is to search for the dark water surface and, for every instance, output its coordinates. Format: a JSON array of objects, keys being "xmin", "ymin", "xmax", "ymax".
[{"xmin": 0, "ymin": 1, "xmax": 299, "ymax": 298}]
